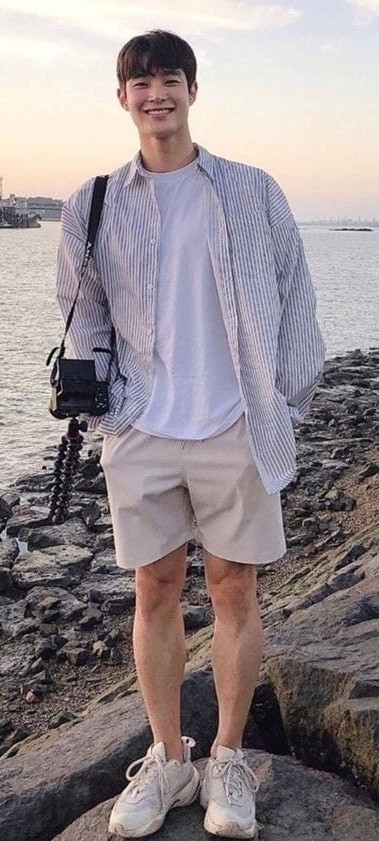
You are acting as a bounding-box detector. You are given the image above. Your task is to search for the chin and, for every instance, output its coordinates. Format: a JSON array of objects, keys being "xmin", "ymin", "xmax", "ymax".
[{"xmin": 151, "ymin": 128, "xmax": 175, "ymax": 140}]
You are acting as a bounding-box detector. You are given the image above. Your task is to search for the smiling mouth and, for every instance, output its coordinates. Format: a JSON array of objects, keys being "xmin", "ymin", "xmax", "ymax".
[{"xmin": 144, "ymin": 108, "xmax": 174, "ymax": 116}]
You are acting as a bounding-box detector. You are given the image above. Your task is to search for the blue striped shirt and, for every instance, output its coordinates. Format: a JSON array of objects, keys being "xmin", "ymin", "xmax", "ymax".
[{"xmin": 56, "ymin": 144, "xmax": 325, "ymax": 493}]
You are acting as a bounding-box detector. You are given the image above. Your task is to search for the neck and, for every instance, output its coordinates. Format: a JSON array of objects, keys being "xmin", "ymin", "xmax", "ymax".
[{"xmin": 140, "ymin": 134, "xmax": 197, "ymax": 173}]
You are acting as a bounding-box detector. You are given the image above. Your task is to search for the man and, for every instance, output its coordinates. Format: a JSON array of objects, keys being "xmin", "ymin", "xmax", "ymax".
[{"xmin": 57, "ymin": 29, "xmax": 325, "ymax": 840}]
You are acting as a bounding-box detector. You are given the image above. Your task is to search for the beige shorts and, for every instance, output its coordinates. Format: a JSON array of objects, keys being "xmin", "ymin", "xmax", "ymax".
[{"xmin": 100, "ymin": 416, "xmax": 286, "ymax": 569}]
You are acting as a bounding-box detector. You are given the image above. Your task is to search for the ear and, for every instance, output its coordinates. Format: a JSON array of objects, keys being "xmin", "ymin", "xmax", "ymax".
[
  {"xmin": 117, "ymin": 87, "xmax": 129, "ymax": 111},
  {"xmin": 189, "ymin": 81, "xmax": 198, "ymax": 105}
]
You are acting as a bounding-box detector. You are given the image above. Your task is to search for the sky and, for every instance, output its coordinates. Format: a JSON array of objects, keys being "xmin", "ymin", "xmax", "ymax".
[{"xmin": 1, "ymin": 0, "xmax": 378, "ymax": 219}]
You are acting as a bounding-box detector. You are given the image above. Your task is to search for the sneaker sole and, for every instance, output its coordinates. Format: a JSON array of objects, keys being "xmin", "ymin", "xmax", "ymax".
[
  {"xmin": 204, "ymin": 812, "xmax": 259, "ymax": 839},
  {"xmin": 109, "ymin": 769, "xmax": 201, "ymax": 838}
]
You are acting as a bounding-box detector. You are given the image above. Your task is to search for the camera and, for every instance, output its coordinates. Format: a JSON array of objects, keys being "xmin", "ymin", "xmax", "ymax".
[{"xmin": 49, "ymin": 357, "xmax": 109, "ymax": 420}]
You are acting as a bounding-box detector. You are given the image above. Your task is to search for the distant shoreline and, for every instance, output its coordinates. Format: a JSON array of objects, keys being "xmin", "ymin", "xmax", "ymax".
[{"xmin": 329, "ymin": 227, "xmax": 373, "ymax": 232}]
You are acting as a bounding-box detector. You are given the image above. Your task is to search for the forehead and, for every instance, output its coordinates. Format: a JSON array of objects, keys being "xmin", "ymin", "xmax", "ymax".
[{"xmin": 130, "ymin": 66, "xmax": 184, "ymax": 80}]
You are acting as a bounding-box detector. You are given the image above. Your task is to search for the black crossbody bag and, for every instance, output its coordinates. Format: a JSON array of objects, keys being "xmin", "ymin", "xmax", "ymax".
[{"xmin": 47, "ymin": 175, "xmax": 112, "ymax": 420}]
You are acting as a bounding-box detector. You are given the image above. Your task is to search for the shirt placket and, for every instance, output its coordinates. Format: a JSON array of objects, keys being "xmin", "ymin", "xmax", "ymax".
[{"xmin": 144, "ymin": 180, "xmax": 161, "ymax": 381}]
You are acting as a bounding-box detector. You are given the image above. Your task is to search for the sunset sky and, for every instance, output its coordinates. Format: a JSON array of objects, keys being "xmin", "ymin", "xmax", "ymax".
[{"xmin": 1, "ymin": 0, "xmax": 378, "ymax": 219}]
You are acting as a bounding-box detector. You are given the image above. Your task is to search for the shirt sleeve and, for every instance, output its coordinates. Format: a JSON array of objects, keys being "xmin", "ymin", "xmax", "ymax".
[
  {"xmin": 56, "ymin": 182, "xmax": 113, "ymax": 383},
  {"xmin": 271, "ymin": 212, "xmax": 326, "ymax": 421}
]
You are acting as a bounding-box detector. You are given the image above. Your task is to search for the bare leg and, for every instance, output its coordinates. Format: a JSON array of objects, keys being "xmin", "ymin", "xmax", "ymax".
[
  {"xmin": 204, "ymin": 552, "xmax": 263, "ymax": 756},
  {"xmin": 133, "ymin": 544, "xmax": 188, "ymax": 761}
]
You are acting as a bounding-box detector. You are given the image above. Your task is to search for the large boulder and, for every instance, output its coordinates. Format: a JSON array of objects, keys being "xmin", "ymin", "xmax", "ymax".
[
  {"xmin": 0, "ymin": 669, "xmax": 218, "ymax": 841},
  {"xmin": 183, "ymin": 526, "xmax": 379, "ymax": 798},
  {"xmin": 262, "ymin": 527, "xmax": 379, "ymax": 796},
  {"xmin": 52, "ymin": 751, "xmax": 379, "ymax": 841}
]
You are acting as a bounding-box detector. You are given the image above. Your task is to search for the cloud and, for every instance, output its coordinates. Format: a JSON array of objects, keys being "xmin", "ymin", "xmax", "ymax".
[
  {"xmin": 0, "ymin": 1, "xmax": 302, "ymax": 71},
  {"xmin": 0, "ymin": 35, "xmax": 65, "ymax": 62},
  {"xmin": 347, "ymin": 0, "xmax": 379, "ymax": 10},
  {"xmin": 0, "ymin": 0, "xmax": 301, "ymax": 40},
  {"xmin": 344, "ymin": 0, "xmax": 379, "ymax": 22}
]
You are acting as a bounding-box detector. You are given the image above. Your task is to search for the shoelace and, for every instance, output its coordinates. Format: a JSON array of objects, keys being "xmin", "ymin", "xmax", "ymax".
[
  {"xmin": 125, "ymin": 752, "xmax": 169, "ymax": 802},
  {"xmin": 211, "ymin": 757, "xmax": 260, "ymax": 805}
]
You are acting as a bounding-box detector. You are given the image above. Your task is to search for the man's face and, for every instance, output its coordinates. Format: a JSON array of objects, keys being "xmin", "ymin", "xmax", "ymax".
[{"xmin": 118, "ymin": 68, "xmax": 197, "ymax": 142}]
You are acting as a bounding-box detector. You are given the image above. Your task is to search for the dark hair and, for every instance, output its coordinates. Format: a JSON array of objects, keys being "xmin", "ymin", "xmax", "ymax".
[{"xmin": 117, "ymin": 30, "xmax": 197, "ymax": 91}]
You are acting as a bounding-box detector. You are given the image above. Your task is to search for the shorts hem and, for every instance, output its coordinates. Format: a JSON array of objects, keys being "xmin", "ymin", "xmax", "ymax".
[
  {"xmin": 115, "ymin": 532, "xmax": 194, "ymax": 570},
  {"xmin": 202, "ymin": 543, "xmax": 287, "ymax": 565}
]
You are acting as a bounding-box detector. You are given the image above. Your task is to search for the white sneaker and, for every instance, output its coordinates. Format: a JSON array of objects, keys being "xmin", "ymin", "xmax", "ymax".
[
  {"xmin": 108, "ymin": 736, "xmax": 200, "ymax": 838},
  {"xmin": 200, "ymin": 745, "xmax": 259, "ymax": 838}
]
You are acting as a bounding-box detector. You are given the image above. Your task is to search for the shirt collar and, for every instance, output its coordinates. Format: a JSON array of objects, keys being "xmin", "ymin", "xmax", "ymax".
[{"xmin": 125, "ymin": 144, "xmax": 214, "ymax": 186}]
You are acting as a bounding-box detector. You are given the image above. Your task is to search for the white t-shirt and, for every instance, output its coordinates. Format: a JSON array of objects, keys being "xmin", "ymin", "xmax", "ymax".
[{"xmin": 133, "ymin": 160, "xmax": 242, "ymax": 439}]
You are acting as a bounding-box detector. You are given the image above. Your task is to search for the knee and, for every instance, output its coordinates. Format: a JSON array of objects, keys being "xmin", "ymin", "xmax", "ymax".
[
  {"xmin": 135, "ymin": 564, "xmax": 184, "ymax": 618},
  {"xmin": 207, "ymin": 564, "xmax": 257, "ymax": 621}
]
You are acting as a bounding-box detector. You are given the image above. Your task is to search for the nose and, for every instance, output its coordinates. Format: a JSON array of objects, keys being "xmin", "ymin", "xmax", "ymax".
[{"xmin": 148, "ymin": 79, "xmax": 167, "ymax": 100}]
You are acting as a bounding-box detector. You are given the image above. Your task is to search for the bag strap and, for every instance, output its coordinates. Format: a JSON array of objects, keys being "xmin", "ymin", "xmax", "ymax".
[{"xmin": 47, "ymin": 175, "xmax": 109, "ymax": 369}]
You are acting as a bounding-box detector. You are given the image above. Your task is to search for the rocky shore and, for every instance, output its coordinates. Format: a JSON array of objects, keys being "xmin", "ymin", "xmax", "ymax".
[{"xmin": 0, "ymin": 347, "xmax": 379, "ymax": 841}]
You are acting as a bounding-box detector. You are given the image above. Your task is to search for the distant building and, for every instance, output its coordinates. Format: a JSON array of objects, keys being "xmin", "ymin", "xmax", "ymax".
[
  {"xmin": 0, "ymin": 179, "xmax": 63, "ymax": 221},
  {"xmin": 25, "ymin": 196, "xmax": 63, "ymax": 221}
]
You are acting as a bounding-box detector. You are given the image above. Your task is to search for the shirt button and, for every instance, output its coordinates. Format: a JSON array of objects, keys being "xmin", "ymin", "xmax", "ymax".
[{"xmin": 150, "ymin": 238, "xmax": 157, "ymax": 245}]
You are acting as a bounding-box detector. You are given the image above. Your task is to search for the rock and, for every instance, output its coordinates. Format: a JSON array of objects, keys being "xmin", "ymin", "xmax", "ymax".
[
  {"xmin": 52, "ymin": 751, "xmax": 379, "ymax": 841},
  {"xmin": 1, "ymin": 491, "xmax": 20, "ymax": 509},
  {"xmin": 334, "ymin": 542, "xmax": 367, "ymax": 571},
  {"xmin": 0, "ymin": 566, "xmax": 14, "ymax": 593},
  {"xmin": 0, "ymin": 719, "xmax": 13, "ymax": 738},
  {"xmin": 39, "ymin": 621, "xmax": 58, "ymax": 637},
  {"xmin": 104, "ymin": 595, "xmax": 132, "ymax": 615},
  {"xmin": 248, "ymin": 528, "xmax": 379, "ymax": 797},
  {"xmin": 22, "ymin": 518, "xmax": 94, "ymax": 551},
  {"xmin": 48, "ymin": 711, "xmax": 78, "ymax": 730},
  {"xmin": 324, "ymin": 488, "xmax": 340, "ymax": 501},
  {"xmin": 358, "ymin": 463, "xmax": 379, "ymax": 481},
  {"xmin": 263, "ymin": 531, "xmax": 379, "ymax": 797},
  {"xmin": 0, "ymin": 635, "xmax": 37, "ymax": 680},
  {"xmin": 28, "ymin": 657, "xmax": 49, "ymax": 674},
  {"xmin": 183, "ymin": 604, "xmax": 210, "ymax": 630},
  {"xmin": 21, "ymin": 667, "xmax": 51, "ymax": 689},
  {"xmin": 92, "ymin": 640, "xmax": 110, "ymax": 659},
  {"xmin": 73, "ymin": 573, "xmax": 135, "ymax": 611},
  {"xmin": 12, "ymin": 617, "xmax": 40, "ymax": 638},
  {"xmin": 34, "ymin": 638, "xmax": 61, "ymax": 661},
  {"xmin": 79, "ymin": 606, "xmax": 103, "ymax": 629},
  {"xmin": 0, "ymin": 497, "xmax": 13, "ymax": 523},
  {"xmin": 74, "ymin": 474, "xmax": 107, "ymax": 495},
  {"xmin": 104, "ymin": 628, "xmax": 122, "ymax": 647},
  {"xmin": 0, "ymin": 669, "xmax": 219, "ymax": 841},
  {"xmin": 79, "ymin": 459, "xmax": 102, "ymax": 480},
  {"xmin": 89, "ymin": 548, "xmax": 119, "ymax": 573},
  {"xmin": 93, "ymin": 531, "xmax": 115, "ymax": 553},
  {"xmin": 12, "ymin": 546, "xmax": 93, "ymax": 590},
  {"xmin": 60, "ymin": 644, "xmax": 90, "ymax": 666},
  {"xmin": 25, "ymin": 587, "xmax": 86, "ymax": 621},
  {"xmin": 0, "ymin": 538, "xmax": 18, "ymax": 563},
  {"xmin": 6, "ymin": 507, "xmax": 51, "ymax": 536},
  {"xmin": 38, "ymin": 595, "xmax": 61, "ymax": 612},
  {"xmin": 41, "ymin": 608, "xmax": 61, "ymax": 622},
  {"xmin": 80, "ymin": 502, "xmax": 101, "ymax": 527},
  {"xmin": 1, "ymin": 725, "xmax": 31, "ymax": 751},
  {"xmin": 25, "ymin": 689, "xmax": 42, "ymax": 704},
  {"xmin": 88, "ymin": 588, "xmax": 104, "ymax": 604}
]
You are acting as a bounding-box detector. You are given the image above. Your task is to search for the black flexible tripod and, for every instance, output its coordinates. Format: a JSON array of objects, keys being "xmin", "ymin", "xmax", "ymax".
[{"xmin": 48, "ymin": 416, "xmax": 88, "ymax": 524}]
